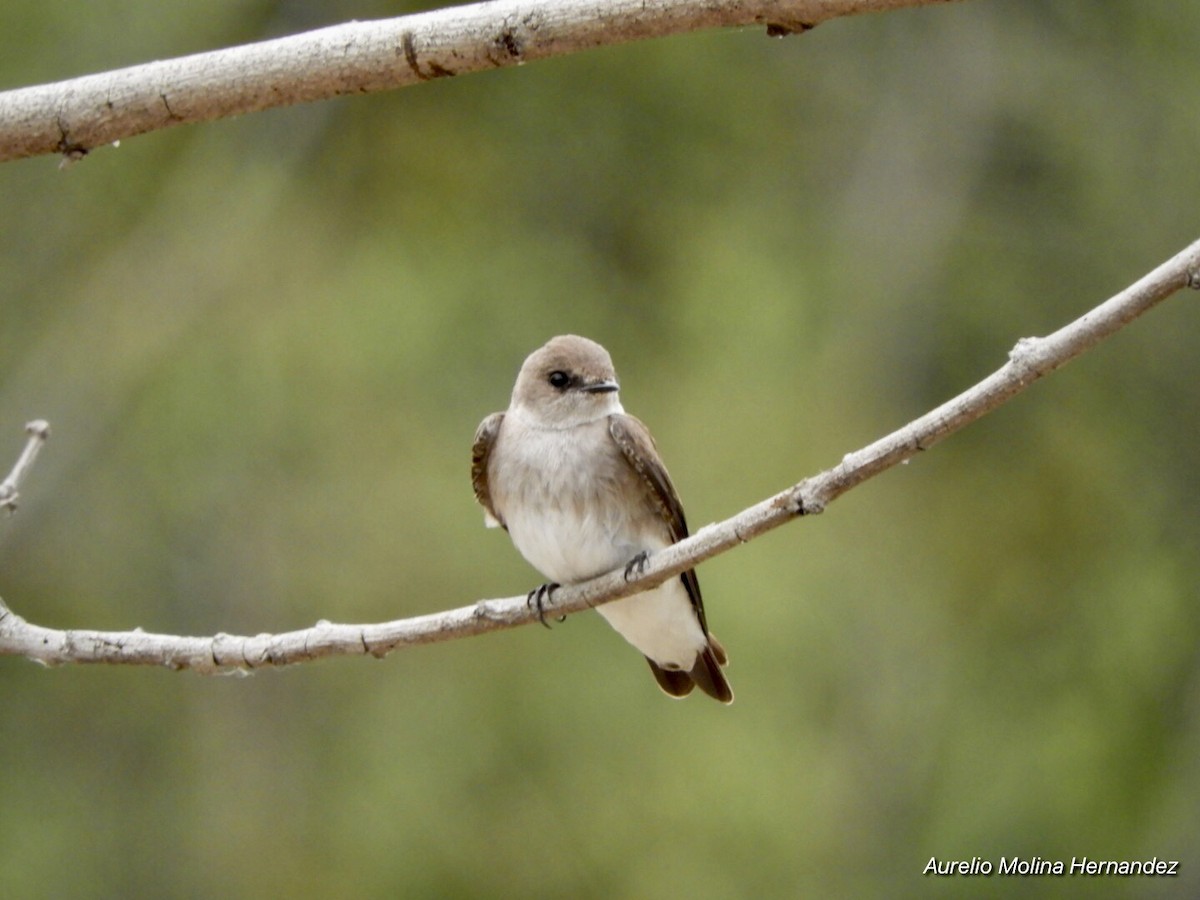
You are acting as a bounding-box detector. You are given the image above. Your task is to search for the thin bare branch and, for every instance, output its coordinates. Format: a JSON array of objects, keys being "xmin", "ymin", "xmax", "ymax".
[
  {"xmin": 0, "ymin": 0, "xmax": 960, "ymax": 164},
  {"xmin": 1, "ymin": 239, "xmax": 1197, "ymax": 670},
  {"xmin": 0, "ymin": 420, "xmax": 50, "ymax": 513}
]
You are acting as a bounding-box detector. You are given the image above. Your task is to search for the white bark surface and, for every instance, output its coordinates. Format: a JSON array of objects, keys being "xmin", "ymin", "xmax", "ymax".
[{"xmin": 0, "ymin": 0, "xmax": 959, "ymax": 162}]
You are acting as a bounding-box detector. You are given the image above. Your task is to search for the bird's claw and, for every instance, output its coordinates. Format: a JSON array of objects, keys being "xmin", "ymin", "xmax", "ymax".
[
  {"xmin": 624, "ymin": 551, "xmax": 651, "ymax": 582},
  {"xmin": 527, "ymin": 582, "xmax": 561, "ymax": 628}
]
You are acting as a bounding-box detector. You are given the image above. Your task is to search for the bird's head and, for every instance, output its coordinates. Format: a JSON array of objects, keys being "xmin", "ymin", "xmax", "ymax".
[{"xmin": 511, "ymin": 334, "xmax": 623, "ymax": 428}]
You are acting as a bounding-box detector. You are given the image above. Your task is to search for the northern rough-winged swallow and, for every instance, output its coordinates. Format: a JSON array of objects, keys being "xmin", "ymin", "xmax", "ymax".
[{"xmin": 471, "ymin": 335, "xmax": 732, "ymax": 703}]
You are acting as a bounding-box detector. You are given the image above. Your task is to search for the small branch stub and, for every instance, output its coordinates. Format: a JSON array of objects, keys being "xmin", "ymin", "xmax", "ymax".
[{"xmin": 0, "ymin": 420, "xmax": 50, "ymax": 512}]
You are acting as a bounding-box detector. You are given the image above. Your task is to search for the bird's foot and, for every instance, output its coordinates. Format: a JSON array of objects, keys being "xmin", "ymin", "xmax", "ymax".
[
  {"xmin": 526, "ymin": 582, "xmax": 561, "ymax": 629},
  {"xmin": 624, "ymin": 551, "xmax": 651, "ymax": 582}
]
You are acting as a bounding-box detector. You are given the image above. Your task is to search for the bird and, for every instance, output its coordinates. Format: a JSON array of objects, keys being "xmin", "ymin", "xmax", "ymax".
[{"xmin": 471, "ymin": 335, "xmax": 732, "ymax": 703}]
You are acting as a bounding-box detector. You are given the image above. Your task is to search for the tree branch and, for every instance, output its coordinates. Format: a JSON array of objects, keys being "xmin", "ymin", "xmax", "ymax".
[
  {"xmin": 0, "ymin": 421, "xmax": 50, "ymax": 513},
  {"xmin": 0, "ymin": 0, "xmax": 959, "ymax": 164},
  {"xmin": 2, "ymin": 239, "xmax": 1197, "ymax": 670}
]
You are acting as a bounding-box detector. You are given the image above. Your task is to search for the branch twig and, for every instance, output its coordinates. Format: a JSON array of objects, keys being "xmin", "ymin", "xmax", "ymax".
[
  {"xmin": 0, "ymin": 0, "xmax": 959, "ymax": 163},
  {"xmin": 2, "ymin": 239, "xmax": 1197, "ymax": 670},
  {"xmin": 0, "ymin": 420, "xmax": 50, "ymax": 513}
]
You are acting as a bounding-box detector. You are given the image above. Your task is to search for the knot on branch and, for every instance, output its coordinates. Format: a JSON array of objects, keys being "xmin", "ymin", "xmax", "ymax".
[
  {"xmin": 55, "ymin": 114, "xmax": 89, "ymax": 167},
  {"xmin": 764, "ymin": 20, "xmax": 815, "ymax": 37},
  {"xmin": 790, "ymin": 482, "xmax": 824, "ymax": 517},
  {"xmin": 473, "ymin": 599, "xmax": 506, "ymax": 622},
  {"xmin": 210, "ymin": 632, "xmax": 243, "ymax": 670},
  {"xmin": 489, "ymin": 22, "xmax": 527, "ymax": 67},
  {"xmin": 1007, "ymin": 335, "xmax": 1046, "ymax": 382},
  {"xmin": 400, "ymin": 31, "xmax": 457, "ymax": 81}
]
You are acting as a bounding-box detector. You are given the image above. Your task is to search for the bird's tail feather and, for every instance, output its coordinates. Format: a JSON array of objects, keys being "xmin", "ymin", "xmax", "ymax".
[
  {"xmin": 645, "ymin": 635, "xmax": 733, "ymax": 704},
  {"xmin": 647, "ymin": 660, "xmax": 695, "ymax": 698}
]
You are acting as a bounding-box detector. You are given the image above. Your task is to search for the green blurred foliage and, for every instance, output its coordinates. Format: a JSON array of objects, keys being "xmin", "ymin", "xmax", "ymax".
[{"xmin": 1, "ymin": 0, "xmax": 1199, "ymax": 896}]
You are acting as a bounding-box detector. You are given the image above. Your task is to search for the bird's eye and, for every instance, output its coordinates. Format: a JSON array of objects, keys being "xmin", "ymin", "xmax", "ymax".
[{"xmin": 547, "ymin": 370, "xmax": 571, "ymax": 390}]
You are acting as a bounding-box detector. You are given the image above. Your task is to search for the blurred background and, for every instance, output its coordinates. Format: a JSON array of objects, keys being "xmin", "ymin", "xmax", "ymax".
[{"xmin": 1, "ymin": 0, "xmax": 1198, "ymax": 895}]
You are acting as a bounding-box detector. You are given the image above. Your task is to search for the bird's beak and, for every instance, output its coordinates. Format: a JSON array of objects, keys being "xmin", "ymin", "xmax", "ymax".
[{"xmin": 582, "ymin": 379, "xmax": 619, "ymax": 394}]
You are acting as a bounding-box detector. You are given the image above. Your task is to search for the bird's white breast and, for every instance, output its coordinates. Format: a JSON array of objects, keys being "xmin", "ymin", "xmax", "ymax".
[
  {"xmin": 492, "ymin": 414, "xmax": 647, "ymax": 584},
  {"xmin": 489, "ymin": 410, "xmax": 707, "ymax": 669}
]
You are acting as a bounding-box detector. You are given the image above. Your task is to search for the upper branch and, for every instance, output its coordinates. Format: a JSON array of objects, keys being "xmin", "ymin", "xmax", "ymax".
[
  {"xmin": 0, "ymin": 0, "xmax": 959, "ymax": 163},
  {"xmin": 1, "ymin": 238, "xmax": 1197, "ymax": 671}
]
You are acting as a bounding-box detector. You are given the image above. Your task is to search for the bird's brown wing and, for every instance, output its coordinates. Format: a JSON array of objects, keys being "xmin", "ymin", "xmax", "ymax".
[
  {"xmin": 608, "ymin": 415, "xmax": 688, "ymax": 539},
  {"xmin": 609, "ymin": 413, "xmax": 732, "ymax": 704},
  {"xmin": 607, "ymin": 414, "xmax": 703, "ymax": 627},
  {"xmin": 471, "ymin": 412, "xmax": 506, "ymax": 529}
]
